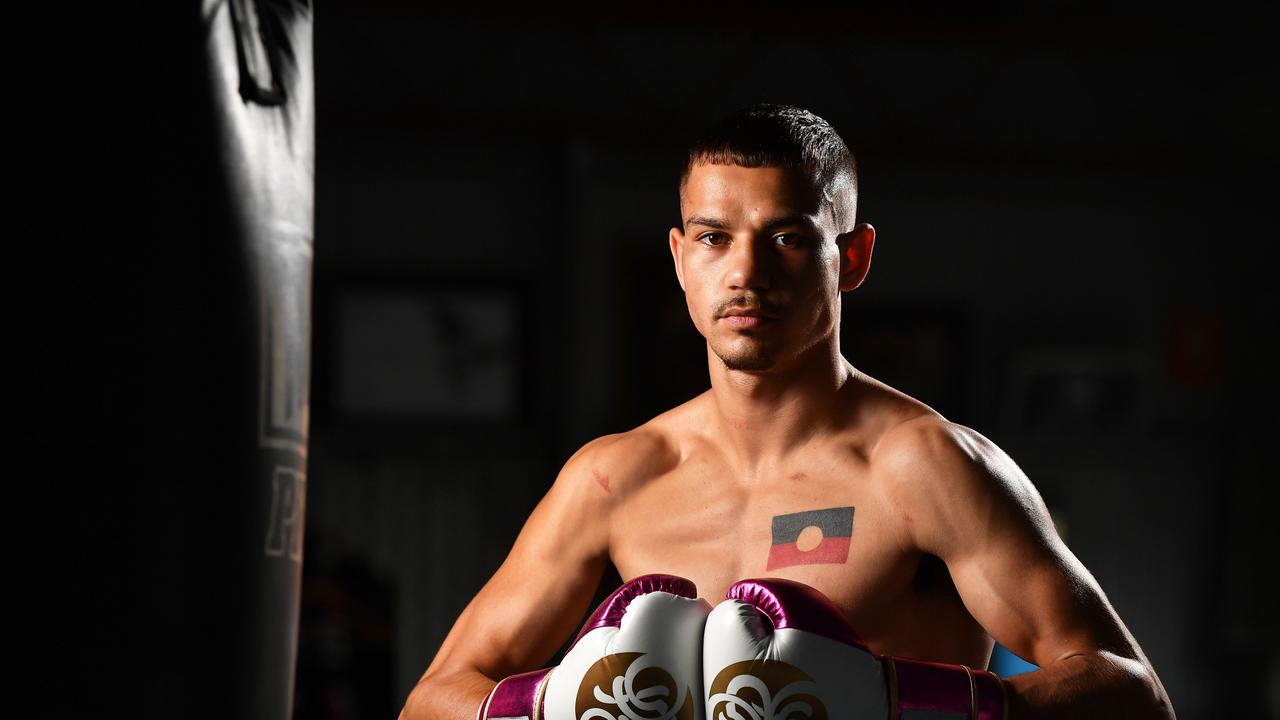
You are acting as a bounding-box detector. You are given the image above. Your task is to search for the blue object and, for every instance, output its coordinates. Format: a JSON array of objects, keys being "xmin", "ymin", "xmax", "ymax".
[{"xmin": 989, "ymin": 643, "xmax": 1038, "ymax": 678}]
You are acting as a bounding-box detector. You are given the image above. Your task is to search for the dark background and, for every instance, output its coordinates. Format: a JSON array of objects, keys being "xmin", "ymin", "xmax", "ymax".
[{"xmin": 18, "ymin": 4, "xmax": 1276, "ymax": 719}]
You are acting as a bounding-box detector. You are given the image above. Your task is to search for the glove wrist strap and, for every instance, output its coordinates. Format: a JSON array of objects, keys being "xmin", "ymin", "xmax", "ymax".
[
  {"xmin": 885, "ymin": 655, "xmax": 1005, "ymax": 720},
  {"xmin": 477, "ymin": 667, "xmax": 553, "ymax": 720}
]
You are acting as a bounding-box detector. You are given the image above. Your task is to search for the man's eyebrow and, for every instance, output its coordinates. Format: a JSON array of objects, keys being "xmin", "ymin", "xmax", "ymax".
[
  {"xmin": 685, "ymin": 215, "xmax": 732, "ymax": 230},
  {"xmin": 685, "ymin": 214, "xmax": 820, "ymax": 232}
]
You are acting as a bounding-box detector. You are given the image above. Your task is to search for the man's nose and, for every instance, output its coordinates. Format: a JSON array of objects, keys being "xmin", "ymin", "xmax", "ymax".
[{"xmin": 724, "ymin": 236, "xmax": 773, "ymax": 291}]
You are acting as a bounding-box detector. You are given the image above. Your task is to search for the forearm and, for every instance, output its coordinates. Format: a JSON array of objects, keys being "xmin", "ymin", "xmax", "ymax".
[
  {"xmin": 1005, "ymin": 651, "xmax": 1174, "ymax": 720},
  {"xmin": 399, "ymin": 669, "xmax": 496, "ymax": 720}
]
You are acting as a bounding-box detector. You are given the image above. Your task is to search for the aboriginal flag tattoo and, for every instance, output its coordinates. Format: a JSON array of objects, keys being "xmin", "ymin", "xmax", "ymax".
[{"xmin": 765, "ymin": 506, "xmax": 854, "ymax": 570}]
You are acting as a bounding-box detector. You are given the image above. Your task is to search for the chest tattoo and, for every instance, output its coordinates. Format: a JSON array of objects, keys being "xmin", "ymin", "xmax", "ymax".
[{"xmin": 765, "ymin": 506, "xmax": 855, "ymax": 570}]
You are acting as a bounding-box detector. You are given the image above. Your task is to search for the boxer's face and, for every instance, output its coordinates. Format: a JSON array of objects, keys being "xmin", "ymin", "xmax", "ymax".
[{"xmin": 670, "ymin": 163, "xmax": 871, "ymax": 372}]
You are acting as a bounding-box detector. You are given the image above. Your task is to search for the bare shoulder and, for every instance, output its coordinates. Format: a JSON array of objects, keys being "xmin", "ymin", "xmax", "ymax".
[
  {"xmin": 869, "ymin": 414, "xmax": 1019, "ymax": 482},
  {"xmin": 481, "ymin": 424, "xmax": 682, "ymax": 590},
  {"xmin": 561, "ymin": 398, "xmax": 694, "ymax": 499},
  {"xmin": 563, "ymin": 427, "xmax": 679, "ymax": 497},
  {"xmin": 867, "ymin": 414, "xmax": 1054, "ymax": 553}
]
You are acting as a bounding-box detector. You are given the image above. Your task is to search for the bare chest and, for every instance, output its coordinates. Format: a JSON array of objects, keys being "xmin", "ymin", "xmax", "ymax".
[
  {"xmin": 610, "ymin": 452, "xmax": 910, "ymax": 622},
  {"xmin": 607, "ymin": 449, "xmax": 990, "ymax": 664}
]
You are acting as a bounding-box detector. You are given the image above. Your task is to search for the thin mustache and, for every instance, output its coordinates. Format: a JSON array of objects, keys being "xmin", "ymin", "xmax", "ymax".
[{"xmin": 718, "ymin": 298, "xmax": 783, "ymax": 317}]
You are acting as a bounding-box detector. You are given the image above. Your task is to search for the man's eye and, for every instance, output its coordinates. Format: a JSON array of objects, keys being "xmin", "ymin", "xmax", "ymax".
[
  {"xmin": 700, "ymin": 233, "xmax": 727, "ymax": 246},
  {"xmin": 775, "ymin": 234, "xmax": 802, "ymax": 247}
]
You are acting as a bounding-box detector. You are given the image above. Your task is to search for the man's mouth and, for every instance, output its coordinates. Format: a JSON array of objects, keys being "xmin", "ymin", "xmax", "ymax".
[
  {"xmin": 722, "ymin": 314, "xmax": 775, "ymax": 329},
  {"xmin": 719, "ymin": 307, "xmax": 780, "ymax": 329}
]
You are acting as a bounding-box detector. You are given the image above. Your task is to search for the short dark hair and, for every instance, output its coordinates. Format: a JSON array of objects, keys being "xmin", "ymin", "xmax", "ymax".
[{"xmin": 679, "ymin": 103, "xmax": 859, "ymax": 233}]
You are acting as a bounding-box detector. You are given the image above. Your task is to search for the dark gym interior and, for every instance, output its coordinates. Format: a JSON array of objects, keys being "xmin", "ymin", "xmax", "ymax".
[{"xmin": 19, "ymin": 4, "xmax": 1276, "ymax": 719}]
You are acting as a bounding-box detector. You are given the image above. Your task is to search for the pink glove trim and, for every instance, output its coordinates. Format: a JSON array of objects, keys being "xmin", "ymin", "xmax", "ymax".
[
  {"xmin": 480, "ymin": 667, "xmax": 552, "ymax": 720},
  {"xmin": 572, "ymin": 573, "xmax": 698, "ymax": 644},
  {"xmin": 973, "ymin": 668, "xmax": 1006, "ymax": 720},
  {"xmin": 725, "ymin": 577, "xmax": 868, "ymax": 649},
  {"xmin": 887, "ymin": 655, "xmax": 1006, "ymax": 719}
]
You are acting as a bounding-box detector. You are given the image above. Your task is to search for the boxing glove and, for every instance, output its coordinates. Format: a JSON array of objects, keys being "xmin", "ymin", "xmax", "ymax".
[
  {"xmin": 703, "ymin": 578, "xmax": 1006, "ymax": 720},
  {"xmin": 479, "ymin": 574, "xmax": 712, "ymax": 720}
]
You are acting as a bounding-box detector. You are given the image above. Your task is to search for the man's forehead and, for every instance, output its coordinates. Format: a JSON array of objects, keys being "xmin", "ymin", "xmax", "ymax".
[{"xmin": 681, "ymin": 163, "xmax": 825, "ymax": 217}]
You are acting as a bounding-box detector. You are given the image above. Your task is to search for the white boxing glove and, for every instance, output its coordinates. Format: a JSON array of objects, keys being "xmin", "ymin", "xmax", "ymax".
[
  {"xmin": 479, "ymin": 574, "xmax": 712, "ymax": 720},
  {"xmin": 703, "ymin": 578, "xmax": 1006, "ymax": 720}
]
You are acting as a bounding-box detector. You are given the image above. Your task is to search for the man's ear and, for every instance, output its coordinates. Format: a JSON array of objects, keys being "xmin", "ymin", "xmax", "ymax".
[
  {"xmin": 837, "ymin": 222, "xmax": 875, "ymax": 292},
  {"xmin": 669, "ymin": 226, "xmax": 686, "ymax": 291}
]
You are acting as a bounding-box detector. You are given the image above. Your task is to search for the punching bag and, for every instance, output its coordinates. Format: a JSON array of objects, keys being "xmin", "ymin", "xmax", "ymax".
[
  {"xmin": 207, "ymin": 1, "xmax": 315, "ymax": 717},
  {"xmin": 20, "ymin": 2, "xmax": 313, "ymax": 718}
]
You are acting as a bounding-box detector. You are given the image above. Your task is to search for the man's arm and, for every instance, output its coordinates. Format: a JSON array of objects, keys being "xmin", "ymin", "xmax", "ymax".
[
  {"xmin": 398, "ymin": 435, "xmax": 623, "ymax": 720},
  {"xmin": 873, "ymin": 417, "xmax": 1175, "ymax": 720}
]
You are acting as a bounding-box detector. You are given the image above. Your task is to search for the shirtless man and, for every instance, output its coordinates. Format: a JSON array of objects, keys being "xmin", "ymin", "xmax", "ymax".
[{"xmin": 399, "ymin": 104, "xmax": 1175, "ymax": 720}]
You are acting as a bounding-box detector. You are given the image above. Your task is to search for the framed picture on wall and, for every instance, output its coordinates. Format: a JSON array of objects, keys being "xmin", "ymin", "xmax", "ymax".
[
  {"xmin": 325, "ymin": 278, "xmax": 527, "ymax": 424},
  {"xmin": 1000, "ymin": 348, "xmax": 1155, "ymax": 431}
]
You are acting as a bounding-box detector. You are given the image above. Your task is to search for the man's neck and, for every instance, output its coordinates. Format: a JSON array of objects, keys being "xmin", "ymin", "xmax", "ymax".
[{"xmin": 705, "ymin": 338, "xmax": 857, "ymax": 480}]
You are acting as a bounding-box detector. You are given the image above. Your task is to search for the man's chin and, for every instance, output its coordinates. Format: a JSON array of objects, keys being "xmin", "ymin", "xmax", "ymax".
[{"xmin": 718, "ymin": 352, "xmax": 777, "ymax": 372}]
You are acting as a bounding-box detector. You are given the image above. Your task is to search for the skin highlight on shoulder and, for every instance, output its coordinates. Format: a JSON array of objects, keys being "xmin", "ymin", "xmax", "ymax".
[
  {"xmin": 868, "ymin": 414, "xmax": 985, "ymax": 486},
  {"xmin": 569, "ymin": 425, "xmax": 682, "ymax": 502}
]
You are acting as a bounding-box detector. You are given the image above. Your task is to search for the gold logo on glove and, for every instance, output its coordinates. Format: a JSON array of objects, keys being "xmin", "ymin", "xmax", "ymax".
[
  {"xmin": 576, "ymin": 652, "xmax": 694, "ymax": 720},
  {"xmin": 707, "ymin": 659, "xmax": 827, "ymax": 720}
]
